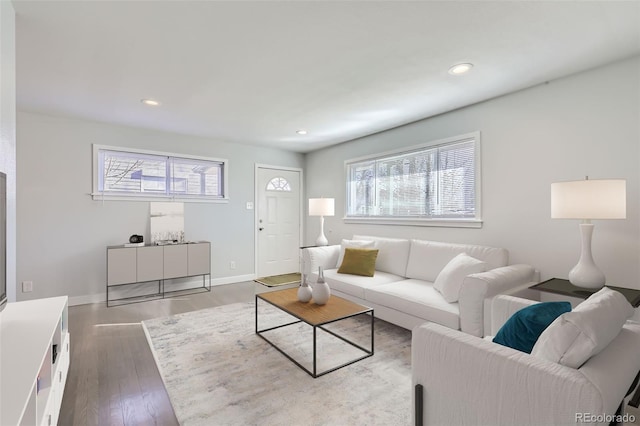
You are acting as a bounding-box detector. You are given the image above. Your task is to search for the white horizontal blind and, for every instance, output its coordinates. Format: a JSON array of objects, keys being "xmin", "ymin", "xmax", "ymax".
[
  {"xmin": 346, "ymin": 135, "xmax": 478, "ymax": 220},
  {"xmin": 99, "ymin": 150, "xmax": 167, "ymax": 194},
  {"xmin": 169, "ymin": 157, "xmax": 223, "ymax": 197},
  {"xmin": 435, "ymin": 141, "xmax": 475, "ymax": 218},
  {"xmin": 97, "ymin": 148, "xmax": 225, "ymax": 199}
]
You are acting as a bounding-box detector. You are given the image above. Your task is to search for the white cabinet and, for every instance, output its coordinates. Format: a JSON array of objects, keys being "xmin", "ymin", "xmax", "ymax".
[
  {"xmin": 106, "ymin": 247, "xmax": 136, "ymax": 285},
  {"xmin": 136, "ymin": 246, "xmax": 164, "ymax": 282},
  {"xmin": 188, "ymin": 243, "xmax": 210, "ymax": 276},
  {"xmin": 0, "ymin": 296, "xmax": 70, "ymax": 426},
  {"xmin": 163, "ymin": 245, "xmax": 188, "ymax": 279},
  {"xmin": 106, "ymin": 242, "xmax": 211, "ymax": 306}
]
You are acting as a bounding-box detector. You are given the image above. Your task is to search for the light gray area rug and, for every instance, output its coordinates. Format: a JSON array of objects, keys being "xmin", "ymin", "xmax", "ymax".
[{"xmin": 142, "ymin": 301, "xmax": 412, "ymax": 426}]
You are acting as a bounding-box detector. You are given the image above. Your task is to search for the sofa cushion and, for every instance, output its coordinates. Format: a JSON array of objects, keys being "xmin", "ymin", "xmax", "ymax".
[
  {"xmin": 322, "ymin": 268, "xmax": 406, "ymax": 300},
  {"xmin": 366, "ymin": 279, "xmax": 460, "ymax": 330},
  {"xmin": 335, "ymin": 239, "xmax": 376, "ymax": 269},
  {"xmin": 531, "ymin": 287, "xmax": 634, "ymax": 368},
  {"xmin": 433, "ymin": 253, "xmax": 488, "ymax": 303},
  {"xmin": 492, "ymin": 301, "xmax": 571, "ymax": 353},
  {"xmin": 337, "ymin": 248, "xmax": 379, "ymax": 277},
  {"xmin": 304, "ymin": 245, "xmax": 340, "ymax": 276},
  {"xmin": 406, "ymin": 240, "xmax": 508, "ymax": 282},
  {"xmin": 353, "ymin": 235, "xmax": 411, "ymax": 277}
]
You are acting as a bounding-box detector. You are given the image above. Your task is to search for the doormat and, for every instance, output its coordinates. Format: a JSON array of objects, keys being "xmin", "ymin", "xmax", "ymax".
[{"xmin": 255, "ymin": 272, "xmax": 301, "ymax": 287}]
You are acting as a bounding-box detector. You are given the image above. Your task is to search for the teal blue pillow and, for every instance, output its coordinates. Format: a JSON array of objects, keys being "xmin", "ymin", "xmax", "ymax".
[{"xmin": 493, "ymin": 302, "xmax": 571, "ymax": 353}]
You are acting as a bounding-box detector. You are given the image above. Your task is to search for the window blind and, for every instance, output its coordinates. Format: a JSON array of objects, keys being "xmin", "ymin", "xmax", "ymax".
[{"xmin": 346, "ymin": 135, "xmax": 478, "ymax": 220}]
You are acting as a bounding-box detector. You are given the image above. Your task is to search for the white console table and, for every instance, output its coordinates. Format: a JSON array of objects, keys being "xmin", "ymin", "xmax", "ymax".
[
  {"xmin": 0, "ymin": 296, "xmax": 70, "ymax": 426},
  {"xmin": 106, "ymin": 241, "xmax": 211, "ymax": 306}
]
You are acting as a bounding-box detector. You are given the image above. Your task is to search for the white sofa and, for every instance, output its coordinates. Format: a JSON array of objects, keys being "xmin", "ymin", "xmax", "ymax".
[
  {"xmin": 302, "ymin": 235, "xmax": 538, "ymax": 337},
  {"xmin": 412, "ymin": 294, "xmax": 640, "ymax": 425}
]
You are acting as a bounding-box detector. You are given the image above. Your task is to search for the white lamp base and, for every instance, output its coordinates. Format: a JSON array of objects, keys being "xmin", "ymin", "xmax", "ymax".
[
  {"xmin": 569, "ymin": 223, "xmax": 605, "ymax": 289},
  {"xmin": 315, "ymin": 215, "xmax": 328, "ymax": 246}
]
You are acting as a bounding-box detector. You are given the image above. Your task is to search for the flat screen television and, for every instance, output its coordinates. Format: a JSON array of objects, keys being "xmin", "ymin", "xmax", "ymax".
[{"xmin": 0, "ymin": 171, "xmax": 6, "ymax": 312}]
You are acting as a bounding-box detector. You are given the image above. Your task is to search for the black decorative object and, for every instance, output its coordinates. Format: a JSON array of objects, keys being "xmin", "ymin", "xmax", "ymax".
[{"xmin": 129, "ymin": 234, "xmax": 144, "ymax": 244}]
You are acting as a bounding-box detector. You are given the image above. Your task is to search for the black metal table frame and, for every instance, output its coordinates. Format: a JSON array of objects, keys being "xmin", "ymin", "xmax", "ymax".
[
  {"xmin": 255, "ymin": 295, "xmax": 374, "ymax": 378},
  {"xmin": 106, "ymin": 274, "xmax": 211, "ymax": 307}
]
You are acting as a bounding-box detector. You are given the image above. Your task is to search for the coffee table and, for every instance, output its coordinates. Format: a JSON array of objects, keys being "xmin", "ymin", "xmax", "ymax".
[{"xmin": 255, "ymin": 287, "xmax": 374, "ymax": 378}]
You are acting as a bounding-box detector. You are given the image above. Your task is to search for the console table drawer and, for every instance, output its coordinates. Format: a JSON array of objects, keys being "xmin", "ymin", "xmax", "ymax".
[
  {"xmin": 163, "ymin": 244, "xmax": 188, "ymax": 279},
  {"xmin": 107, "ymin": 247, "xmax": 136, "ymax": 285}
]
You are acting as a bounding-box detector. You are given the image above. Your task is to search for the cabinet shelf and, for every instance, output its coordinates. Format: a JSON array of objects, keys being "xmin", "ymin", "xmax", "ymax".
[
  {"xmin": 0, "ymin": 296, "xmax": 70, "ymax": 426},
  {"xmin": 106, "ymin": 242, "xmax": 211, "ymax": 307}
]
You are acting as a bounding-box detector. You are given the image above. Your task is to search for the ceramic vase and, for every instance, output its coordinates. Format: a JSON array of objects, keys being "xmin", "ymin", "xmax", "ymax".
[
  {"xmin": 297, "ymin": 274, "xmax": 313, "ymax": 302},
  {"xmin": 313, "ymin": 266, "xmax": 331, "ymax": 305}
]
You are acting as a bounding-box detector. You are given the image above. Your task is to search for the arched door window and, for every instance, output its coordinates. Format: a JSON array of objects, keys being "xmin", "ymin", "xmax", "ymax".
[{"xmin": 266, "ymin": 177, "xmax": 292, "ymax": 192}]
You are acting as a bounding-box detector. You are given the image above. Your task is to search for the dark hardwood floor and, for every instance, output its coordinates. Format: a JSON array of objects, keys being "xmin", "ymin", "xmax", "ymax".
[
  {"xmin": 59, "ymin": 281, "xmax": 287, "ymax": 426},
  {"xmin": 58, "ymin": 281, "xmax": 640, "ymax": 426}
]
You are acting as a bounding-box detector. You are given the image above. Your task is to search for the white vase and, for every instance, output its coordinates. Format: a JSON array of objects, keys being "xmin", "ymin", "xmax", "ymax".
[
  {"xmin": 313, "ymin": 267, "xmax": 331, "ymax": 305},
  {"xmin": 297, "ymin": 274, "xmax": 312, "ymax": 302}
]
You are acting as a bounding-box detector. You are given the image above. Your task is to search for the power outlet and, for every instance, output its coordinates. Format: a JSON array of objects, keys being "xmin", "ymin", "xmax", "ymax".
[
  {"xmin": 22, "ymin": 281, "xmax": 33, "ymax": 293},
  {"xmin": 229, "ymin": 261, "xmax": 236, "ymax": 270}
]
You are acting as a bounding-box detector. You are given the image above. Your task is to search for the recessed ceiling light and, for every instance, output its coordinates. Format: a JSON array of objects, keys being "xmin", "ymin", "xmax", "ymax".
[
  {"xmin": 448, "ymin": 63, "xmax": 474, "ymax": 75},
  {"xmin": 296, "ymin": 130, "xmax": 308, "ymax": 135},
  {"xmin": 141, "ymin": 99, "xmax": 161, "ymax": 106}
]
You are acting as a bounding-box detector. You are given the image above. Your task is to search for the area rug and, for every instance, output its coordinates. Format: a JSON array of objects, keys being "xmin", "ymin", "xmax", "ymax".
[
  {"xmin": 254, "ymin": 272, "xmax": 301, "ymax": 287},
  {"xmin": 142, "ymin": 302, "xmax": 412, "ymax": 425}
]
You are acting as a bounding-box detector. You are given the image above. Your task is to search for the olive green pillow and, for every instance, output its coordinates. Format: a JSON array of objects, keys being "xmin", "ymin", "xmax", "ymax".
[{"xmin": 337, "ymin": 248, "xmax": 379, "ymax": 277}]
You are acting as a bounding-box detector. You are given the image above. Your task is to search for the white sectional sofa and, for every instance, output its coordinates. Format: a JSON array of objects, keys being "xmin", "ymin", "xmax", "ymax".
[
  {"xmin": 302, "ymin": 235, "xmax": 538, "ymax": 337},
  {"xmin": 412, "ymin": 294, "xmax": 640, "ymax": 425}
]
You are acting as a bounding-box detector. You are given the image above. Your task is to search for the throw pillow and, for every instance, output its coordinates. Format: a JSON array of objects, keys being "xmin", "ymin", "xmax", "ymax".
[
  {"xmin": 531, "ymin": 287, "xmax": 634, "ymax": 368},
  {"xmin": 337, "ymin": 248, "xmax": 379, "ymax": 277},
  {"xmin": 492, "ymin": 302, "xmax": 572, "ymax": 353},
  {"xmin": 433, "ymin": 253, "xmax": 487, "ymax": 303},
  {"xmin": 335, "ymin": 239, "xmax": 375, "ymax": 268}
]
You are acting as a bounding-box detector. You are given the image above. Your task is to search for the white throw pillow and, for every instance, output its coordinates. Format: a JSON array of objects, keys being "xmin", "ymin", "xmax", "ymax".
[
  {"xmin": 531, "ymin": 287, "xmax": 634, "ymax": 368},
  {"xmin": 433, "ymin": 253, "xmax": 487, "ymax": 303},
  {"xmin": 335, "ymin": 239, "xmax": 376, "ymax": 269},
  {"xmin": 352, "ymin": 235, "xmax": 412, "ymax": 276}
]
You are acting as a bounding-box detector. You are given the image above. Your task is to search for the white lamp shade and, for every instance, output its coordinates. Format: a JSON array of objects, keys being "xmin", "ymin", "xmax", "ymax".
[
  {"xmin": 551, "ymin": 179, "xmax": 626, "ymax": 219},
  {"xmin": 309, "ymin": 198, "xmax": 335, "ymax": 217}
]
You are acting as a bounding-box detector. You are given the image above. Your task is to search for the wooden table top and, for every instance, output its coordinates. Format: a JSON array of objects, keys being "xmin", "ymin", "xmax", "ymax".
[{"xmin": 257, "ymin": 287, "xmax": 372, "ymax": 326}]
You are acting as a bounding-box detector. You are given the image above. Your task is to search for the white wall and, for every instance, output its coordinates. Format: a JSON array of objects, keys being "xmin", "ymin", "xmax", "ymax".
[
  {"xmin": 17, "ymin": 112, "xmax": 304, "ymax": 304},
  {"xmin": 1, "ymin": 0, "xmax": 16, "ymax": 303},
  {"xmin": 305, "ymin": 56, "xmax": 640, "ymax": 288}
]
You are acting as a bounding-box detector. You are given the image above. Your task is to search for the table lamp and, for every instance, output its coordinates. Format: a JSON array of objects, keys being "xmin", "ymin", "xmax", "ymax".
[
  {"xmin": 309, "ymin": 198, "xmax": 334, "ymax": 246},
  {"xmin": 551, "ymin": 177, "xmax": 626, "ymax": 289}
]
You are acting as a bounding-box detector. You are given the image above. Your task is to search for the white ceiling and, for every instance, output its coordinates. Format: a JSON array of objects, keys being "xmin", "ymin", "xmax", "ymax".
[{"xmin": 13, "ymin": 0, "xmax": 640, "ymax": 153}]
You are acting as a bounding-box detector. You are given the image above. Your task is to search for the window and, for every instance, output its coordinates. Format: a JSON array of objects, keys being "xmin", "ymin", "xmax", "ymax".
[
  {"xmin": 345, "ymin": 132, "xmax": 481, "ymax": 227},
  {"xmin": 93, "ymin": 145, "xmax": 228, "ymax": 202},
  {"xmin": 266, "ymin": 177, "xmax": 292, "ymax": 192}
]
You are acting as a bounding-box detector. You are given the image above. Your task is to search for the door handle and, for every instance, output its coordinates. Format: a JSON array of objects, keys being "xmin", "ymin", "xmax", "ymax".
[{"xmin": 259, "ymin": 227, "xmax": 264, "ymax": 231}]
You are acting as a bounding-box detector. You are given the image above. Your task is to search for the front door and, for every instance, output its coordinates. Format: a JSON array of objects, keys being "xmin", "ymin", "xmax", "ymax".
[{"xmin": 256, "ymin": 167, "xmax": 301, "ymax": 278}]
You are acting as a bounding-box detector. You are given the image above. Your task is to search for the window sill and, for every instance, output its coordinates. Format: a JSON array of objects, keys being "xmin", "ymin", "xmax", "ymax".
[
  {"xmin": 91, "ymin": 193, "xmax": 229, "ymax": 203},
  {"xmin": 343, "ymin": 216, "xmax": 483, "ymax": 228}
]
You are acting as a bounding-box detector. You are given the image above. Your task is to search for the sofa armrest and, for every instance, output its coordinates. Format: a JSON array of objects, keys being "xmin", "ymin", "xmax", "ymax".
[
  {"xmin": 458, "ymin": 264, "xmax": 536, "ymax": 337},
  {"xmin": 412, "ymin": 322, "xmax": 606, "ymax": 426},
  {"xmin": 301, "ymin": 245, "xmax": 340, "ymax": 276},
  {"xmin": 490, "ymin": 295, "xmax": 539, "ymax": 335},
  {"xmin": 578, "ymin": 322, "xmax": 640, "ymax": 418}
]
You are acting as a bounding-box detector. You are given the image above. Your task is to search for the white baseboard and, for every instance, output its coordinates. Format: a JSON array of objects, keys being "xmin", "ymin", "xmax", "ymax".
[
  {"xmin": 210, "ymin": 273, "xmax": 256, "ymax": 286},
  {"xmin": 69, "ymin": 293, "xmax": 107, "ymax": 306},
  {"xmin": 68, "ymin": 273, "xmax": 258, "ymax": 306}
]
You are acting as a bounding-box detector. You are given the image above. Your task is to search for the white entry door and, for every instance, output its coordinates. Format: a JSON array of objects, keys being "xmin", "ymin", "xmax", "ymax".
[{"xmin": 256, "ymin": 167, "xmax": 301, "ymax": 277}]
